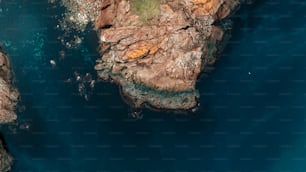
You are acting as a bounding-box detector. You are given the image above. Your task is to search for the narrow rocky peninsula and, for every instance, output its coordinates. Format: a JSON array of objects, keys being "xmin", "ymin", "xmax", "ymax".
[
  {"xmin": 0, "ymin": 48, "xmax": 19, "ymax": 171},
  {"xmin": 61, "ymin": 0, "xmax": 242, "ymax": 110}
]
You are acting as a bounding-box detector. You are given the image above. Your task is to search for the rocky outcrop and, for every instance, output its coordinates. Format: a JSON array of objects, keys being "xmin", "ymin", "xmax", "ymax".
[
  {"xmin": 0, "ymin": 47, "xmax": 19, "ymax": 171},
  {"xmin": 0, "ymin": 48, "xmax": 19, "ymax": 123},
  {"xmin": 94, "ymin": 0, "xmax": 241, "ymax": 110},
  {"xmin": 60, "ymin": 0, "xmax": 241, "ymax": 110}
]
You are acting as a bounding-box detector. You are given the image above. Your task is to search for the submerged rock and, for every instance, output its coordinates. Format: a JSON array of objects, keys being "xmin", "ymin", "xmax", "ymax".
[
  {"xmin": 61, "ymin": 0, "xmax": 242, "ymax": 110},
  {"xmin": 0, "ymin": 139, "xmax": 13, "ymax": 172}
]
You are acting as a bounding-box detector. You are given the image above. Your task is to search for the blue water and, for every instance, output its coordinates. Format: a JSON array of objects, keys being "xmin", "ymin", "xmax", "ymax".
[{"xmin": 0, "ymin": 0, "xmax": 306, "ymax": 171}]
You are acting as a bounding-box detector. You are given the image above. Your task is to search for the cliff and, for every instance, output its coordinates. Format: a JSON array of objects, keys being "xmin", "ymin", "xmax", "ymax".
[
  {"xmin": 60, "ymin": 0, "xmax": 241, "ymax": 110},
  {"xmin": 0, "ymin": 48, "xmax": 19, "ymax": 171},
  {"xmin": 0, "ymin": 48, "xmax": 19, "ymax": 123}
]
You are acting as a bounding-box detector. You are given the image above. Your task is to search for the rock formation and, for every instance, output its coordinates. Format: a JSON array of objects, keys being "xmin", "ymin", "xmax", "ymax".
[
  {"xmin": 0, "ymin": 47, "xmax": 19, "ymax": 171},
  {"xmin": 0, "ymin": 48, "xmax": 19, "ymax": 123},
  {"xmin": 60, "ymin": 0, "xmax": 241, "ymax": 110}
]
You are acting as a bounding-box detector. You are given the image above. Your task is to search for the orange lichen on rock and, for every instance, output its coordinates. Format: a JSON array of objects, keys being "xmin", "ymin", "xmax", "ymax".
[
  {"xmin": 126, "ymin": 45, "xmax": 149, "ymax": 59},
  {"xmin": 126, "ymin": 42, "xmax": 160, "ymax": 59},
  {"xmin": 191, "ymin": 0, "xmax": 223, "ymax": 16}
]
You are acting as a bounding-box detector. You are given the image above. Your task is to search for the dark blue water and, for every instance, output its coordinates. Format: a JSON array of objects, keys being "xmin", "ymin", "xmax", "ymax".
[{"xmin": 0, "ymin": 0, "xmax": 306, "ymax": 171}]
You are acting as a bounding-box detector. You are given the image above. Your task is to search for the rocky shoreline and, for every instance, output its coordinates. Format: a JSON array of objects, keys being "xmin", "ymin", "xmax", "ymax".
[
  {"xmin": 0, "ymin": 48, "xmax": 19, "ymax": 123},
  {"xmin": 0, "ymin": 47, "xmax": 19, "ymax": 171},
  {"xmin": 60, "ymin": 0, "xmax": 243, "ymax": 110}
]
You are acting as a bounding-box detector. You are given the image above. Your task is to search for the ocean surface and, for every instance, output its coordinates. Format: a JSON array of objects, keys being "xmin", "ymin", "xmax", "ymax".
[{"xmin": 0, "ymin": 0, "xmax": 306, "ymax": 171}]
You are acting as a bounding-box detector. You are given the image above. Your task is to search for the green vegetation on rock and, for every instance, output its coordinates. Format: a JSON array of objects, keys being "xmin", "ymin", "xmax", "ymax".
[{"xmin": 130, "ymin": 0, "xmax": 160, "ymax": 21}]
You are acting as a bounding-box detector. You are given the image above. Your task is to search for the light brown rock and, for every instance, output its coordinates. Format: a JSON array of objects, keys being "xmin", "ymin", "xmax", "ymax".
[
  {"xmin": 0, "ymin": 48, "xmax": 19, "ymax": 171},
  {"xmin": 0, "ymin": 48, "xmax": 19, "ymax": 123}
]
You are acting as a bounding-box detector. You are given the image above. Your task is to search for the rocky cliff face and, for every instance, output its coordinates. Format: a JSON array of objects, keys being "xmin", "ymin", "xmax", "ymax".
[
  {"xmin": 60, "ymin": 0, "xmax": 241, "ymax": 110},
  {"xmin": 0, "ymin": 48, "xmax": 19, "ymax": 123},
  {"xmin": 0, "ymin": 48, "xmax": 19, "ymax": 171}
]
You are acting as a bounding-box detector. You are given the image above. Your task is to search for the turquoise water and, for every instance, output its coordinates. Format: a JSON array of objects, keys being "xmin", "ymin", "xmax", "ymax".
[{"xmin": 1, "ymin": 0, "xmax": 306, "ymax": 171}]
